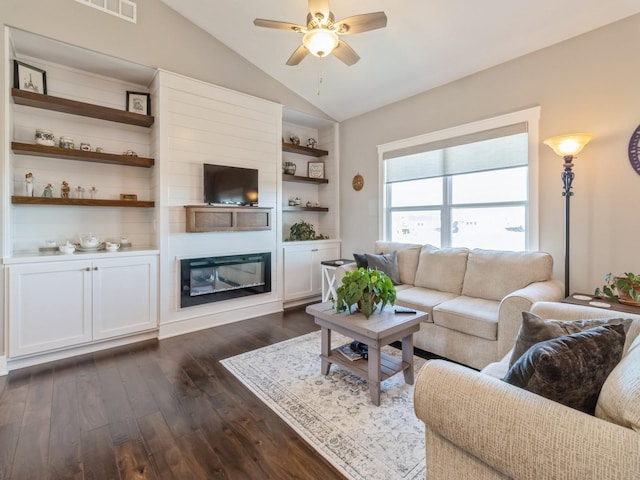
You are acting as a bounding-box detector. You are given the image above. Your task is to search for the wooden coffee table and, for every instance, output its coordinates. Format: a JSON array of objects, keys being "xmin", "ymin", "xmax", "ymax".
[{"xmin": 305, "ymin": 302, "xmax": 427, "ymax": 406}]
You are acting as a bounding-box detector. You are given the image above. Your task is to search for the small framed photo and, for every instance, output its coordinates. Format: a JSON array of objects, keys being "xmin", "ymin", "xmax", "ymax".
[
  {"xmin": 126, "ymin": 91, "xmax": 150, "ymax": 115},
  {"xmin": 308, "ymin": 161, "xmax": 325, "ymax": 179},
  {"xmin": 120, "ymin": 193, "xmax": 138, "ymax": 201},
  {"xmin": 14, "ymin": 60, "xmax": 47, "ymax": 94}
]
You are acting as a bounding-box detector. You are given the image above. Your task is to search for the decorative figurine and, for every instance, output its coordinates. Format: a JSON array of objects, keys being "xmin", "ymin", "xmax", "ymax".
[
  {"xmin": 42, "ymin": 183, "xmax": 53, "ymax": 197},
  {"xmin": 289, "ymin": 135, "xmax": 300, "ymax": 145},
  {"xmin": 61, "ymin": 181, "xmax": 70, "ymax": 198},
  {"xmin": 25, "ymin": 172, "xmax": 34, "ymax": 196},
  {"xmin": 75, "ymin": 186, "xmax": 85, "ymax": 198},
  {"xmin": 88, "ymin": 186, "xmax": 97, "ymax": 199},
  {"xmin": 306, "ymin": 138, "xmax": 317, "ymax": 149}
]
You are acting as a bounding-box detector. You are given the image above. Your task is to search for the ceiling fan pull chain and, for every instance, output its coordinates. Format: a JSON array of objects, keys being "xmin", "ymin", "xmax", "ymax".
[{"xmin": 317, "ymin": 58, "xmax": 324, "ymax": 96}]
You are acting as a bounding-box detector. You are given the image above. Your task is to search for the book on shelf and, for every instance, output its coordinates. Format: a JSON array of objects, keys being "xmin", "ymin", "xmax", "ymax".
[{"xmin": 337, "ymin": 343, "xmax": 363, "ymax": 361}]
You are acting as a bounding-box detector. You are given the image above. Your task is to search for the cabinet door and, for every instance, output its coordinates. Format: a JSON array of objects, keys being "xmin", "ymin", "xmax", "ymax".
[
  {"xmin": 8, "ymin": 261, "xmax": 92, "ymax": 357},
  {"xmin": 311, "ymin": 244, "xmax": 341, "ymax": 294},
  {"xmin": 92, "ymin": 256, "xmax": 158, "ymax": 340},
  {"xmin": 283, "ymin": 245, "xmax": 314, "ymax": 301}
]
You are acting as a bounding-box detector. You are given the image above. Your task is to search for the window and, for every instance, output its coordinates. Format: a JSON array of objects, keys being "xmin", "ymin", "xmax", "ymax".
[{"xmin": 378, "ymin": 108, "xmax": 540, "ymax": 250}]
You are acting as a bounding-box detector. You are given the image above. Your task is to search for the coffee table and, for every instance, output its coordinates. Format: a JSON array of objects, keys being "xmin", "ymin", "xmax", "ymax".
[{"xmin": 306, "ymin": 302, "xmax": 427, "ymax": 406}]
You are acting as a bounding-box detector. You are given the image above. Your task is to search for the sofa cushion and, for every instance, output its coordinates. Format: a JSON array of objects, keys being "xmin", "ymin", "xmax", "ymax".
[
  {"xmin": 353, "ymin": 253, "xmax": 368, "ymax": 269},
  {"xmin": 364, "ymin": 251, "xmax": 400, "ymax": 285},
  {"xmin": 433, "ymin": 296, "xmax": 500, "ymax": 340},
  {"xmin": 596, "ymin": 334, "xmax": 640, "ymax": 432},
  {"xmin": 503, "ymin": 323, "xmax": 626, "ymax": 414},
  {"xmin": 395, "ymin": 286, "xmax": 458, "ymax": 321},
  {"xmin": 374, "ymin": 241, "xmax": 422, "ymax": 285},
  {"xmin": 461, "ymin": 249, "xmax": 553, "ymax": 301},
  {"xmin": 413, "ymin": 245, "xmax": 470, "ymax": 294},
  {"xmin": 509, "ymin": 311, "xmax": 633, "ymax": 367}
]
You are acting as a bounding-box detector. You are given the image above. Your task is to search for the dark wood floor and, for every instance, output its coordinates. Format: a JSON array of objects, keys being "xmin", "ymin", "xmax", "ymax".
[{"xmin": 0, "ymin": 306, "xmax": 348, "ymax": 480}]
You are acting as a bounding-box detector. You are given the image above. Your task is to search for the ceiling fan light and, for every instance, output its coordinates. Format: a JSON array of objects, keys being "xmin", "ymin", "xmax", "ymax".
[{"xmin": 303, "ymin": 29, "xmax": 339, "ymax": 57}]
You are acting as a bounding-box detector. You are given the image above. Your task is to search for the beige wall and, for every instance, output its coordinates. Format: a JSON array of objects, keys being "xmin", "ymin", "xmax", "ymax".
[{"xmin": 339, "ymin": 14, "xmax": 640, "ymax": 295}]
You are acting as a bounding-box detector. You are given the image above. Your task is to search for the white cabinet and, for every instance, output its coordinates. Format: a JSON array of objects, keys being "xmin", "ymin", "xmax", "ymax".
[
  {"xmin": 283, "ymin": 241, "xmax": 340, "ymax": 301},
  {"xmin": 8, "ymin": 255, "xmax": 158, "ymax": 357}
]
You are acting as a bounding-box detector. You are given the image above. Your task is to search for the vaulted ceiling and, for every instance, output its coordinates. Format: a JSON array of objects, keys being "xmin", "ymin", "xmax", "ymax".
[{"xmin": 160, "ymin": 1, "xmax": 640, "ymax": 122}]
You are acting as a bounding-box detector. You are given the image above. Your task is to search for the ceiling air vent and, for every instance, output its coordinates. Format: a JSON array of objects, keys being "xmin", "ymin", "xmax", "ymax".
[{"xmin": 74, "ymin": 0, "xmax": 137, "ymax": 23}]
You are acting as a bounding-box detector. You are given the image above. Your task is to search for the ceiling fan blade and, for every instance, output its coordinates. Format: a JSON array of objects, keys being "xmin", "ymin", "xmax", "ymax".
[
  {"xmin": 286, "ymin": 44, "xmax": 310, "ymax": 66},
  {"xmin": 254, "ymin": 18, "xmax": 305, "ymax": 32},
  {"xmin": 332, "ymin": 40, "xmax": 360, "ymax": 66},
  {"xmin": 335, "ymin": 12, "xmax": 388, "ymax": 34},
  {"xmin": 308, "ymin": 0, "xmax": 331, "ymax": 24}
]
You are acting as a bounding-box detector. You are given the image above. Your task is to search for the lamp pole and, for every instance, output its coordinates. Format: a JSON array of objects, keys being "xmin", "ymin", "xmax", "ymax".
[{"xmin": 561, "ymin": 156, "xmax": 575, "ymax": 298}]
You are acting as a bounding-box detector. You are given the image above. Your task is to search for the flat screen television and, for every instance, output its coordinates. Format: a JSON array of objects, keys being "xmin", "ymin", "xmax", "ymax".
[{"xmin": 203, "ymin": 163, "xmax": 259, "ymax": 206}]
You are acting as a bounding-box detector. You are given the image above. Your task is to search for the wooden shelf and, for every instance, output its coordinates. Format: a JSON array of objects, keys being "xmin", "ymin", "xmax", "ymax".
[
  {"xmin": 282, "ymin": 173, "xmax": 328, "ymax": 184},
  {"xmin": 283, "ymin": 206, "xmax": 329, "ymax": 212},
  {"xmin": 12, "ymin": 196, "xmax": 154, "ymax": 208},
  {"xmin": 12, "ymin": 142, "xmax": 155, "ymax": 168},
  {"xmin": 11, "ymin": 88, "xmax": 154, "ymax": 127},
  {"xmin": 282, "ymin": 142, "xmax": 328, "ymax": 157}
]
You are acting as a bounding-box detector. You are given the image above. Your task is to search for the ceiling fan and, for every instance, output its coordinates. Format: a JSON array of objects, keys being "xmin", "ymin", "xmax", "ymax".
[{"xmin": 253, "ymin": 0, "xmax": 387, "ymax": 66}]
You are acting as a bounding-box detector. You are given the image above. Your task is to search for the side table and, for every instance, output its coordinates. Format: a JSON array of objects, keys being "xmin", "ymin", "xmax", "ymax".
[
  {"xmin": 320, "ymin": 259, "xmax": 355, "ymax": 302},
  {"xmin": 562, "ymin": 292, "xmax": 640, "ymax": 315}
]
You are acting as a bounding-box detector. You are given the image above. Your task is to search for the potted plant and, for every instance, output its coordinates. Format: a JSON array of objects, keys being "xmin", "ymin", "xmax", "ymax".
[
  {"xmin": 285, "ymin": 220, "xmax": 329, "ymax": 241},
  {"xmin": 595, "ymin": 272, "xmax": 640, "ymax": 306},
  {"xmin": 334, "ymin": 267, "xmax": 397, "ymax": 319}
]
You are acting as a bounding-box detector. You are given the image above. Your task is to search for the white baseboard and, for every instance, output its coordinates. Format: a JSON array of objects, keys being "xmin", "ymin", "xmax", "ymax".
[{"xmin": 0, "ymin": 356, "xmax": 7, "ymax": 376}]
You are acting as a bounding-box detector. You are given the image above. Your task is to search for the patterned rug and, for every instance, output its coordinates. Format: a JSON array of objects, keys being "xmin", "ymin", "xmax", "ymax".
[{"xmin": 221, "ymin": 330, "xmax": 427, "ymax": 480}]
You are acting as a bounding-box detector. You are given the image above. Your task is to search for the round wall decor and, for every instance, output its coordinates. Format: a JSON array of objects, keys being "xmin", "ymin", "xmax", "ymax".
[
  {"xmin": 352, "ymin": 173, "xmax": 364, "ymax": 191},
  {"xmin": 628, "ymin": 124, "xmax": 640, "ymax": 175}
]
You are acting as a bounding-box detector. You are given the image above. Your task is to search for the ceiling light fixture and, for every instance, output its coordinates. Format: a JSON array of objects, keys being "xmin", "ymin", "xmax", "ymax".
[{"xmin": 303, "ymin": 28, "xmax": 339, "ymax": 58}]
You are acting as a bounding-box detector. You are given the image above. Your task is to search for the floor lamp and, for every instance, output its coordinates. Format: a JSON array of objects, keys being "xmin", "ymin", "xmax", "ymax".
[{"xmin": 543, "ymin": 133, "xmax": 594, "ymax": 298}]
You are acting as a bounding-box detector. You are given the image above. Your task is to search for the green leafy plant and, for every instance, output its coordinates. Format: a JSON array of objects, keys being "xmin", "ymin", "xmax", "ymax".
[
  {"xmin": 334, "ymin": 268, "xmax": 397, "ymax": 319},
  {"xmin": 595, "ymin": 272, "xmax": 640, "ymax": 304},
  {"xmin": 285, "ymin": 220, "xmax": 329, "ymax": 241}
]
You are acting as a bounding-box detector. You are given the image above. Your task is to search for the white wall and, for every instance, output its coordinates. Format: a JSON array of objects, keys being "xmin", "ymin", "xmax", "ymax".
[{"xmin": 339, "ymin": 14, "xmax": 640, "ymax": 295}]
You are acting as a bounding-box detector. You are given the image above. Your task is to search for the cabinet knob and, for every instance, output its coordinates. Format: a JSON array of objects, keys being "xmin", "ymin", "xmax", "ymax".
[
  {"xmin": 86, "ymin": 267, "xmax": 91, "ymax": 271},
  {"xmin": 312, "ymin": 248, "xmax": 319, "ymax": 252},
  {"xmin": 94, "ymin": 266, "xmax": 99, "ymax": 271}
]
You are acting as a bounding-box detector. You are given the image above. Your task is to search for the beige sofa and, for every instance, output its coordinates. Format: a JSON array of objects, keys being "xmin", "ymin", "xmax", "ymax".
[
  {"xmin": 414, "ymin": 301, "xmax": 640, "ymax": 479},
  {"xmin": 336, "ymin": 241, "xmax": 564, "ymax": 369}
]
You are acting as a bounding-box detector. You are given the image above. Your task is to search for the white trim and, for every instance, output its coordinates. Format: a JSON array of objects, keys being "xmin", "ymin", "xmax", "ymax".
[
  {"xmin": 74, "ymin": 0, "xmax": 137, "ymax": 23},
  {"xmin": 0, "ymin": 356, "xmax": 7, "ymax": 376},
  {"xmin": 377, "ymin": 107, "xmax": 541, "ymax": 250}
]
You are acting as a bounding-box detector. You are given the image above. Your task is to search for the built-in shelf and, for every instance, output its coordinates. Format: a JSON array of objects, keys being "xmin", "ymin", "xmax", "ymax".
[
  {"xmin": 12, "ymin": 142, "xmax": 155, "ymax": 168},
  {"xmin": 282, "ymin": 142, "xmax": 328, "ymax": 157},
  {"xmin": 12, "ymin": 196, "xmax": 154, "ymax": 208},
  {"xmin": 283, "ymin": 206, "xmax": 329, "ymax": 212},
  {"xmin": 282, "ymin": 173, "xmax": 328, "ymax": 184},
  {"xmin": 184, "ymin": 205, "xmax": 273, "ymax": 232},
  {"xmin": 11, "ymin": 88, "xmax": 154, "ymax": 127}
]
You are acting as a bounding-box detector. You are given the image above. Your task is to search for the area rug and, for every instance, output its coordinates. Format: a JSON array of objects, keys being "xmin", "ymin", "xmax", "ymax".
[{"xmin": 220, "ymin": 331, "xmax": 427, "ymax": 480}]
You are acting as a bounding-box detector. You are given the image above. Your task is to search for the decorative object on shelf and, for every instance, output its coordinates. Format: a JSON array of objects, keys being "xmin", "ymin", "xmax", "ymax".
[
  {"xmin": 120, "ymin": 193, "xmax": 138, "ymax": 201},
  {"xmin": 306, "ymin": 138, "xmax": 317, "ymax": 148},
  {"xmin": 106, "ymin": 242, "xmax": 120, "ymax": 252},
  {"xmin": 119, "ymin": 237, "xmax": 132, "ymax": 249},
  {"xmin": 352, "ymin": 173, "xmax": 364, "ymax": 191},
  {"xmin": 126, "ymin": 91, "xmax": 150, "ymax": 115},
  {"xmin": 308, "ymin": 161, "xmax": 324, "ymax": 179},
  {"xmin": 595, "ymin": 272, "xmax": 640, "ymax": 306},
  {"xmin": 42, "ymin": 183, "xmax": 53, "ymax": 197},
  {"xmin": 543, "ymin": 133, "xmax": 594, "ymax": 297},
  {"xmin": 306, "ymin": 201, "xmax": 313, "ymax": 207},
  {"xmin": 288, "ymin": 197, "xmax": 296, "ymax": 206},
  {"xmin": 25, "ymin": 172, "xmax": 34, "ymax": 196},
  {"xmin": 75, "ymin": 186, "xmax": 85, "ymax": 198},
  {"xmin": 334, "ymin": 268, "xmax": 397, "ymax": 319},
  {"xmin": 289, "ymin": 134, "xmax": 300, "ymax": 145},
  {"xmin": 123, "ymin": 150, "xmax": 138, "ymax": 156},
  {"xmin": 95, "ymin": 146, "xmax": 104, "ymax": 153},
  {"xmin": 80, "ymin": 142, "xmax": 91, "ymax": 151},
  {"xmin": 58, "ymin": 241, "xmax": 76, "ymax": 254},
  {"xmin": 61, "ymin": 181, "xmax": 70, "ymax": 198},
  {"xmin": 79, "ymin": 232, "xmax": 100, "ymax": 249},
  {"xmin": 283, "ymin": 161, "xmax": 297, "ymax": 175},
  {"xmin": 13, "ymin": 60, "xmax": 47, "ymax": 94},
  {"xmin": 286, "ymin": 220, "xmax": 329, "ymax": 241},
  {"xmin": 35, "ymin": 129, "xmax": 55, "ymax": 146},
  {"xmin": 88, "ymin": 186, "xmax": 97, "ymax": 199},
  {"xmin": 59, "ymin": 136, "xmax": 74, "ymax": 149}
]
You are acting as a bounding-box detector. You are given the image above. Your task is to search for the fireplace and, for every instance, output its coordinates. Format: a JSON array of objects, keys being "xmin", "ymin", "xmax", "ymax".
[{"xmin": 180, "ymin": 252, "xmax": 271, "ymax": 308}]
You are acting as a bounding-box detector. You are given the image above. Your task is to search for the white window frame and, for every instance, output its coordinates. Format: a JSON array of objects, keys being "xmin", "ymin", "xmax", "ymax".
[{"xmin": 377, "ymin": 107, "xmax": 541, "ymax": 250}]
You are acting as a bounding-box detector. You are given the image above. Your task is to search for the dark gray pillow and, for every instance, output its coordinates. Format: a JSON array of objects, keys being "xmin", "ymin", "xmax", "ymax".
[
  {"xmin": 503, "ymin": 323, "xmax": 626, "ymax": 415},
  {"xmin": 353, "ymin": 253, "xmax": 368, "ymax": 269},
  {"xmin": 364, "ymin": 251, "xmax": 400, "ymax": 285},
  {"xmin": 509, "ymin": 312, "xmax": 632, "ymax": 367}
]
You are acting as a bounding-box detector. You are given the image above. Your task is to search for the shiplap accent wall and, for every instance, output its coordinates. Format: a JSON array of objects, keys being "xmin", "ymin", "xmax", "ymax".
[
  {"xmin": 10, "ymin": 56, "xmax": 153, "ymax": 253},
  {"xmin": 154, "ymin": 70, "xmax": 283, "ymax": 337}
]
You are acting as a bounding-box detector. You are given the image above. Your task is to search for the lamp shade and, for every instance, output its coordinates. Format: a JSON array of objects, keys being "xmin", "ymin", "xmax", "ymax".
[
  {"xmin": 543, "ymin": 133, "xmax": 594, "ymax": 157},
  {"xmin": 303, "ymin": 28, "xmax": 339, "ymax": 57}
]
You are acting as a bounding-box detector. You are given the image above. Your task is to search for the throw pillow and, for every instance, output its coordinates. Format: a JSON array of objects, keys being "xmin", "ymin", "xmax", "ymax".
[
  {"xmin": 509, "ymin": 312, "xmax": 632, "ymax": 367},
  {"xmin": 353, "ymin": 253, "xmax": 368, "ymax": 269},
  {"xmin": 364, "ymin": 251, "xmax": 401, "ymax": 285},
  {"xmin": 503, "ymin": 323, "xmax": 626, "ymax": 415}
]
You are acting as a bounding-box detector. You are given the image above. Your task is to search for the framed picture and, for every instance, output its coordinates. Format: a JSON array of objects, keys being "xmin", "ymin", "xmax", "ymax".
[
  {"xmin": 308, "ymin": 161, "xmax": 325, "ymax": 179},
  {"xmin": 126, "ymin": 91, "xmax": 150, "ymax": 115},
  {"xmin": 13, "ymin": 60, "xmax": 47, "ymax": 94},
  {"xmin": 120, "ymin": 193, "xmax": 138, "ymax": 201}
]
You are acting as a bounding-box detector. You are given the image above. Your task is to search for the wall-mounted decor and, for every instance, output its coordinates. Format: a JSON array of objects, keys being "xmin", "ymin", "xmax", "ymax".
[
  {"xmin": 120, "ymin": 193, "xmax": 138, "ymax": 201},
  {"xmin": 352, "ymin": 173, "xmax": 364, "ymax": 191},
  {"xmin": 308, "ymin": 161, "xmax": 324, "ymax": 179},
  {"xmin": 628, "ymin": 124, "xmax": 640, "ymax": 175},
  {"xmin": 14, "ymin": 60, "xmax": 47, "ymax": 94},
  {"xmin": 126, "ymin": 91, "xmax": 150, "ymax": 115}
]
